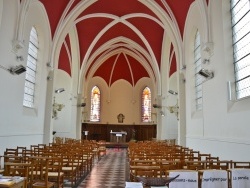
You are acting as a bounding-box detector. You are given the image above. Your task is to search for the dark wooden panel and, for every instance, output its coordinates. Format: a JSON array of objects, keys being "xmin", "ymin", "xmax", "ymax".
[{"xmin": 82, "ymin": 123, "xmax": 156, "ymax": 142}]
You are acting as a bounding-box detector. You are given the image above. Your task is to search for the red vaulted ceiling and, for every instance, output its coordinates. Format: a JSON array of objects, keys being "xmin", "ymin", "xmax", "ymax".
[{"xmin": 39, "ymin": 0, "xmax": 209, "ymax": 86}]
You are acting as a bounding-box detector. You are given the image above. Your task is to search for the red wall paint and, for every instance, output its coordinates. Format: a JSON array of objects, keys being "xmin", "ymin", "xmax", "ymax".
[
  {"xmin": 76, "ymin": 17, "xmax": 113, "ymax": 66},
  {"xmin": 39, "ymin": 0, "xmax": 201, "ymax": 83}
]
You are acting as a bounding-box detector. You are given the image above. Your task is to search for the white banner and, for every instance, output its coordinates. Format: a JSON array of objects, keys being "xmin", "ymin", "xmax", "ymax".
[
  {"xmin": 231, "ymin": 169, "xmax": 250, "ymax": 188},
  {"xmin": 169, "ymin": 171, "xmax": 198, "ymax": 188},
  {"xmin": 201, "ymin": 170, "xmax": 228, "ymax": 188}
]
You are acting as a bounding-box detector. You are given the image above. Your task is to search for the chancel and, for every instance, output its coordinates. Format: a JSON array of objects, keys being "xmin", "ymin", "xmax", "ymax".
[
  {"xmin": 110, "ymin": 130, "xmax": 127, "ymax": 143},
  {"xmin": 1, "ymin": 1, "xmax": 250, "ymax": 188}
]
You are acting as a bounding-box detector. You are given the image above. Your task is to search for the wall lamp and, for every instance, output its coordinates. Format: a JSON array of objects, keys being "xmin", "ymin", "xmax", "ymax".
[
  {"xmin": 47, "ymin": 76, "xmax": 52, "ymax": 81},
  {"xmin": 46, "ymin": 62, "xmax": 52, "ymax": 67},
  {"xmin": 181, "ymin": 65, "xmax": 186, "ymax": 70},
  {"xmin": 16, "ymin": 56, "xmax": 24, "ymax": 61},
  {"xmin": 55, "ymin": 88, "xmax": 65, "ymax": 93},
  {"xmin": 77, "ymin": 103, "xmax": 86, "ymax": 107},
  {"xmin": 198, "ymin": 69, "xmax": 214, "ymax": 79},
  {"xmin": 168, "ymin": 90, "xmax": 178, "ymax": 95},
  {"xmin": 202, "ymin": 59, "xmax": 210, "ymax": 64},
  {"xmin": 160, "ymin": 111, "xmax": 165, "ymax": 117},
  {"xmin": 153, "ymin": 104, "xmax": 161, "ymax": 108},
  {"xmin": 52, "ymin": 97, "xmax": 65, "ymax": 119},
  {"xmin": 166, "ymin": 102, "xmax": 179, "ymax": 120},
  {"xmin": 53, "ymin": 88, "xmax": 65, "ymax": 119}
]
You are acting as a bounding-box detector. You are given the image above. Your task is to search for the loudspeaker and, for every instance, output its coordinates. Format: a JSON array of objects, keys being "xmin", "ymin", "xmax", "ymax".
[
  {"xmin": 198, "ymin": 68, "xmax": 214, "ymax": 78},
  {"xmin": 9, "ymin": 65, "xmax": 26, "ymax": 75}
]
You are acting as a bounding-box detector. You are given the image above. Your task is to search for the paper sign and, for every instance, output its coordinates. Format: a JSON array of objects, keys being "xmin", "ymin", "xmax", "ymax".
[{"xmin": 169, "ymin": 171, "xmax": 198, "ymax": 188}]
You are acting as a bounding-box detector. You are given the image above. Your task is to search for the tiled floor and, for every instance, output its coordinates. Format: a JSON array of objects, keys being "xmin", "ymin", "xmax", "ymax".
[{"xmin": 76, "ymin": 148, "xmax": 129, "ymax": 188}]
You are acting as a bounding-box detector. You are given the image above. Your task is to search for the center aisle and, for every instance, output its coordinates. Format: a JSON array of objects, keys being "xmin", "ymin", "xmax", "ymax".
[{"xmin": 77, "ymin": 148, "xmax": 129, "ymax": 188}]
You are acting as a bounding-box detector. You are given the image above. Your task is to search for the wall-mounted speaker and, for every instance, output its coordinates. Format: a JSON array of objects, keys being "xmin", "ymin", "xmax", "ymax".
[{"xmin": 9, "ymin": 64, "xmax": 26, "ymax": 75}]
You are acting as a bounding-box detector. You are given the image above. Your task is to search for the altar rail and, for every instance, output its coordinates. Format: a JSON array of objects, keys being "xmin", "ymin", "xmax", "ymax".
[{"xmin": 82, "ymin": 123, "xmax": 156, "ymax": 142}]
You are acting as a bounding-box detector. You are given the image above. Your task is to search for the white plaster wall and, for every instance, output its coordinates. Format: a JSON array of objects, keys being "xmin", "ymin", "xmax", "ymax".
[
  {"xmin": 162, "ymin": 73, "xmax": 178, "ymax": 140},
  {"xmin": 184, "ymin": 0, "xmax": 250, "ymax": 160},
  {"xmin": 53, "ymin": 27, "xmax": 83, "ymax": 140},
  {"xmin": 0, "ymin": 0, "xmax": 2, "ymax": 28},
  {"xmin": 0, "ymin": 0, "xmax": 51, "ymax": 155},
  {"xmin": 53, "ymin": 70, "xmax": 74, "ymax": 137},
  {"xmin": 158, "ymin": 30, "xmax": 179, "ymax": 141}
]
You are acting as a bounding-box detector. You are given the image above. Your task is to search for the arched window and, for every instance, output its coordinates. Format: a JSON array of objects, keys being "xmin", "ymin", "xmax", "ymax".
[
  {"xmin": 23, "ymin": 27, "xmax": 38, "ymax": 108},
  {"xmin": 194, "ymin": 30, "xmax": 202, "ymax": 110},
  {"xmin": 142, "ymin": 87, "xmax": 151, "ymax": 122},
  {"xmin": 231, "ymin": 0, "xmax": 250, "ymax": 99},
  {"xmin": 90, "ymin": 86, "xmax": 101, "ymax": 122}
]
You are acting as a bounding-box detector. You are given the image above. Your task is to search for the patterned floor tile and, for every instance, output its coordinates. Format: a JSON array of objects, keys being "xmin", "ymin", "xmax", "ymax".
[{"xmin": 76, "ymin": 148, "xmax": 129, "ymax": 188}]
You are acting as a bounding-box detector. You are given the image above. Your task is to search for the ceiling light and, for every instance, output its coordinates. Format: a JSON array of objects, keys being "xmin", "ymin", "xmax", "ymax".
[
  {"xmin": 168, "ymin": 90, "xmax": 178, "ymax": 95},
  {"xmin": 55, "ymin": 88, "xmax": 65, "ymax": 93},
  {"xmin": 198, "ymin": 69, "xmax": 214, "ymax": 79}
]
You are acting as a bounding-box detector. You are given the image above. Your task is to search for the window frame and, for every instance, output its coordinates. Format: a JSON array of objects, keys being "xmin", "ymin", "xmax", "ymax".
[
  {"xmin": 230, "ymin": 0, "xmax": 250, "ymax": 100},
  {"xmin": 194, "ymin": 30, "xmax": 203, "ymax": 110},
  {"xmin": 141, "ymin": 86, "xmax": 152, "ymax": 123},
  {"xmin": 90, "ymin": 86, "xmax": 101, "ymax": 122},
  {"xmin": 23, "ymin": 26, "xmax": 38, "ymax": 108}
]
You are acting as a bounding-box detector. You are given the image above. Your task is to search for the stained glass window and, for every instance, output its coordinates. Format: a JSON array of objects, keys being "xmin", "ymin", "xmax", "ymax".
[
  {"xmin": 23, "ymin": 27, "xmax": 38, "ymax": 108},
  {"xmin": 142, "ymin": 87, "xmax": 151, "ymax": 122},
  {"xmin": 194, "ymin": 30, "xmax": 203, "ymax": 110},
  {"xmin": 90, "ymin": 86, "xmax": 101, "ymax": 122},
  {"xmin": 231, "ymin": 0, "xmax": 250, "ymax": 99}
]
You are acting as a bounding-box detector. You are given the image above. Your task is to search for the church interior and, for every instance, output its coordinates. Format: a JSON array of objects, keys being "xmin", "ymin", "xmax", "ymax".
[{"xmin": 0, "ymin": 0, "xmax": 250, "ymax": 187}]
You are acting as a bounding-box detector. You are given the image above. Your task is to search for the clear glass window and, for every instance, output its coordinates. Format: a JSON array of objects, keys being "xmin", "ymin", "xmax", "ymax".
[
  {"xmin": 23, "ymin": 27, "xmax": 38, "ymax": 108},
  {"xmin": 231, "ymin": 0, "xmax": 250, "ymax": 99},
  {"xmin": 194, "ymin": 31, "xmax": 203, "ymax": 110}
]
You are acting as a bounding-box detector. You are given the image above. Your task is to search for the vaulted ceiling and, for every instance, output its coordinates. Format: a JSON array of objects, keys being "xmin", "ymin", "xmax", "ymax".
[{"xmin": 39, "ymin": 0, "xmax": 209, "ymax": 87}]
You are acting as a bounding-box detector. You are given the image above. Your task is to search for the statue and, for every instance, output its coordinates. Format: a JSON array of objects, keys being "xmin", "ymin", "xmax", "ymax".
[{"xmin": 130, "ymin": 128, "xmax": 136, "ymax": 141}]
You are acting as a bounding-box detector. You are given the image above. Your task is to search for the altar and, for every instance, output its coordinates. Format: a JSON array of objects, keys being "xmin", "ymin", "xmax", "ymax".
[
  {"xmin": 110, "ymin": 131, "xmax": 127, "ymax": 143},
  {"xmin": 82, "ymin": 123, "xmax": 157, "ymax": 142}
]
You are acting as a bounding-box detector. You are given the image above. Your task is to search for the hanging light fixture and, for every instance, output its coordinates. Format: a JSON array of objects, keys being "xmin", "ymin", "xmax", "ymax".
[{"xmin": 55, "ymin": 88, "xmax": 65, "ymax": 93}]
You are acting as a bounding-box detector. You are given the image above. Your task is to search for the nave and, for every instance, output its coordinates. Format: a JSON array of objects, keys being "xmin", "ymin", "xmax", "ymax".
[
  {"xmin": 75, "ymin": 148, "xmax": 129, "ymax": 188},
  {"xmin": 2, "ymin": 140, "xmax": 250, "ymax": 188}
]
